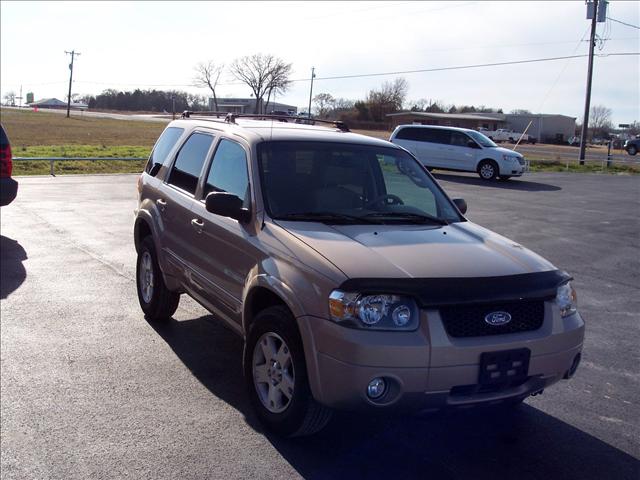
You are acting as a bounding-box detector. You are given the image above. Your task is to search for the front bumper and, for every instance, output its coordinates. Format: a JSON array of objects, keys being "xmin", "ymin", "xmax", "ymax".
[
  {"xmin": 0, "ymin": 177, "xmax": 18, "ymax": 206},
  {"xmin": 300, "ymin": 304, "xmax": 584, "ymax": 411}
]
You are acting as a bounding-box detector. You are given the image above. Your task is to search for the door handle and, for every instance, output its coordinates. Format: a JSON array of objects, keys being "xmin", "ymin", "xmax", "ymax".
[
  {"xmin": 156, "ymin": 198, "xmax": 167, "ymax": 212},
  {"xmin": 191, "ymin": 218, "xmax": 204, "ymax": 233}
]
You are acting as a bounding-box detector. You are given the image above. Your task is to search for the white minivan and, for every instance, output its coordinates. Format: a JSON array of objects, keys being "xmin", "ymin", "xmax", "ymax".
[{"xmin": 389, "ymin": 125, "xmax": 528, "ymax": 181}]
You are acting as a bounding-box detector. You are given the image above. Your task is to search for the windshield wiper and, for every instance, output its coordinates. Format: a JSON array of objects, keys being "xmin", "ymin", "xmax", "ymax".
[
  {"xmin": 364, "ymin": 212, "xmax": 449, "ymax": 225},
  {"xmin": 275, "ymin": 211, "xmax": 382, "ymax": 224}
]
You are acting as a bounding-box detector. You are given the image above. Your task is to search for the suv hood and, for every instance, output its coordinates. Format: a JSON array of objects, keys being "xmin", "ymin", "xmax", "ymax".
[
  {"xmin": 276, "ymin": 220, "xmax": 555, "ymax": 279},
  {"xmin": 494, "ymin": 146, "xmax": 523, "ymax": 157}
]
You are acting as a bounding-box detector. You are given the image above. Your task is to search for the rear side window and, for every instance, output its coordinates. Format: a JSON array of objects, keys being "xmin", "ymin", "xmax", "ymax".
[
  {"xmin": 145, "ymin": 127, "xmax": 184, "ymax": 174},
  {"xmin": 395, "ymin": 127, "xmax": 423, "ymax": 141},
  {"xmin": 167, "ymin": 132, "xmax": 214, "ymax": 195},
  {"xmin": 204, "ymin": 139, "xmax": 249, "ymax": 205},
  {"xmin": 426, "ymin": 129, "xmax": 451, "ymax": 144}
]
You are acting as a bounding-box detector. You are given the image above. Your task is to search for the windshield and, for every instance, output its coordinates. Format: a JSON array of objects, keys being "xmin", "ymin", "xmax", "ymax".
[
  {"xmin": 467, "ymin": 130, "xmax": 497, "ymax": 148},
  {"xmin": 258, "ymin": 141, "xmax": 462, "ymax": 224}
]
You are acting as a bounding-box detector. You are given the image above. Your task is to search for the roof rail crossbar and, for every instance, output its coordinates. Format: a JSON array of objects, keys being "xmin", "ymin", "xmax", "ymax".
[
  {"xmin": 224, "ymin": 113, "xmax": 350, "ymax": 132},
  {"xmin": 181, "ymin": 110, "xmax": 230, "ymax": 119}
]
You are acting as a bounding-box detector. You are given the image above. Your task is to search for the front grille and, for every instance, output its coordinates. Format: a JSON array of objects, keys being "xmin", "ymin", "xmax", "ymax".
[{"xmin": 440, "ymin": 301, "xmax": 544, "ymax": 338}]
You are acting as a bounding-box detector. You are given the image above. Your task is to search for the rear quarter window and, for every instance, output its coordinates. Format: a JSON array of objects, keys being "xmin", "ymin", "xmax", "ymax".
[{"xmin": 145, "ymin": 127, "xmax": 184, "ymax": 175}]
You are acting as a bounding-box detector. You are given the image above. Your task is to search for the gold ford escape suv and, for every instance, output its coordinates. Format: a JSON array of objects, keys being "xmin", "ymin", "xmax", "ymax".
[{"xmin": 134, "ymin": 113, "xmax": 584, "ymax": 437}]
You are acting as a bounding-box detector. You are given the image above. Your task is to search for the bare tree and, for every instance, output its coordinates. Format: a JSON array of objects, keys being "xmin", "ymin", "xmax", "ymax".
[
  {"xmin": 313, "ymin": 93, "xmax": 335, "ymax": 117},
  {"xmin": 366, "ymin": 78, "xmax": 408, "ymax": 122},
  {"xmin": 230, "ymin": 54, "xmax": 292, "ymax": 114},
  {"xmin": 264, "ymin": 61, "xmax": 292, "ymax": 114},
  {"xmin": 194, "ymin": 61, "xmax": 224, "ymax": 111},
  {"xmin": 3, "ymin": 91, "xmax": 16, "ymax": 106},
  {"xmin": 589, "ymin": 104, "xmax": 613, "ymax": 138}
]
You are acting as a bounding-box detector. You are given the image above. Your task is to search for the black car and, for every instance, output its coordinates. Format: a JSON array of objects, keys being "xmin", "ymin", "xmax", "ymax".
[
  {"xmin": 1, "ymin": 125, "xmax": 18, "ymax": 206},
  {"xmin": 624, "ymin": 137, "xmax": 639, "ymax": 156}
]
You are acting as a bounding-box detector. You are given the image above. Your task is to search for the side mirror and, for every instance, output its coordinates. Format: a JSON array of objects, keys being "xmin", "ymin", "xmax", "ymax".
[
  {"xmin": 467, "ymin": 140, "xmax": 480, "ymax": 149},
  {"xmin": 205, "ymin": 191, "xmax": 250, "ymax": 222},
  {"xmin": 453, "ymin": 198, "xmax": 467, "ymax": 214}
]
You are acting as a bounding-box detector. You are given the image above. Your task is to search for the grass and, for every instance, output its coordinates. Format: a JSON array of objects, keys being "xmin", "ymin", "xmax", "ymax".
[
  {"xmin": 13, "ymin": 160, "xmax": 148, "ymax": 176},
  {"xmin": 1, "ymin": 108, "xmax": 166, "ymax": 146},
  {"xmin": 1, "ymin": 108, "xmax": 163, "ymax": 175}
]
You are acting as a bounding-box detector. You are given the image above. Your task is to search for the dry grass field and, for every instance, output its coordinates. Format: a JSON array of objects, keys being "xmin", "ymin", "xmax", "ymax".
[{"xmin": 0, "ymin": 108, "xmax": 165, "ymax": 147}]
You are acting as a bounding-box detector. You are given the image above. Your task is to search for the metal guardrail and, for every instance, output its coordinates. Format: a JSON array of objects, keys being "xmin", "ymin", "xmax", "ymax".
[{"xmin": 13, "ymin": 157, "xmax": 147, "ymax": 176}]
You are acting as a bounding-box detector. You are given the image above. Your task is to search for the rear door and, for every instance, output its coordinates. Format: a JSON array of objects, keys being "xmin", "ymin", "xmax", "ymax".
[
  {"xmin": 187, "ymin": 138, "xmax": 259, "ymax": 329},
  {"xmin": 161, "ymin": 130, "xmax": 216, "ymax": 282},
  {"xmin": 394, "ymin": 127, "xmax": 443, "ymax": 168}
]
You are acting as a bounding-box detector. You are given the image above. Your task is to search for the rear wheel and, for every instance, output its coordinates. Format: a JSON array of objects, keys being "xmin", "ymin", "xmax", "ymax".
[
  {"xmin": 244, "ymin": 305, "xmax": 332, "ymax": 437},
  {"xmin": 478, "ymin": 160, "xmax": 499, "ymax": 180},
  {"xmin": 136, "ymin": 236, "xmax": 180, "ymax": 321},
  {"xmin": 628, "ymin": 145, "xmax": 638, "ymax": 156}
]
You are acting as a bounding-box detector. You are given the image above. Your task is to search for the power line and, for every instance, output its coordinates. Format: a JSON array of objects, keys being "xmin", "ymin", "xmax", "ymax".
[
  {"xmin": 607, "ymin": 17, "xmax": 640, "ymax": 30},
  {"xmin": 293, "ymin": 52, "xmax": 639, "ymax": 83}
]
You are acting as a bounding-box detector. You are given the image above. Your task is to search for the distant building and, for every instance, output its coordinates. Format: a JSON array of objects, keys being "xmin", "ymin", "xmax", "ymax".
[
  {"xmin": 208, "ymin": 97, "xmax": 297, "ymax": 115},
  {"xmin": 387, "ymin": 111, "xmax": 577, "ymax": 143},
  {"xmin": 386, "ymin": 112, "xmax": 506, "ymax": 131},
  {"xmin": 28, "ymin": 98, "xmax": 88, "ymax": 110},
  {"xmin": 503, "ymin": 113, "xmax": 576, "ymax": 144}
]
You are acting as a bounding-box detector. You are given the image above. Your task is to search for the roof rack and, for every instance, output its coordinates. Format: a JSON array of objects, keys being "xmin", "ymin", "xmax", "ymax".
[
  {"xmin": 180, "ymin": 110, "xmax": 228, "ymax": 119},
  {"xmin": 224, "ymin": 113, "xmax": 350, "ymax": 132}
]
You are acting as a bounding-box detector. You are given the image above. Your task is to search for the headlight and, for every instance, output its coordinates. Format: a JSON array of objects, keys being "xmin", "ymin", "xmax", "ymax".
[
  {"xmin": 328, "ymin": 290, "xmax": 419, "ymax": 331},
  {"xmin": 556, "ymin": 282, "xmax": 578, "ymax": 318},
  {"xmin": 503, "ymin": 154, "xmax": 520, "ymax": 163}
]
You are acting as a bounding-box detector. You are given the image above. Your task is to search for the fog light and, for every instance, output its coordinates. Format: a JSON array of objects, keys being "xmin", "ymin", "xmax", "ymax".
[{"xmin": 367, "ymin": 377, "xmax": 386, "ymax": 399}]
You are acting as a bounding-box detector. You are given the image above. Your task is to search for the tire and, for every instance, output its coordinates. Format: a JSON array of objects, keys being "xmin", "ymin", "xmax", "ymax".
[
  {"xmin": 244, "ymin": 305, "xmax": 332, "ymax": 437},
  {"xmin": 628, "ymin": 146, "xmax": 638, "ymax": 156},
  {"xmin": 477, "ymin": 160, "xmax": 499, "ymax": 180},
  {"xmin": 136, "ymin": 236, "xmax": 180, "ymax": 321},
  {"xmin": 498, "ymin": 175, "xmax": 512, "ymax": 181}
]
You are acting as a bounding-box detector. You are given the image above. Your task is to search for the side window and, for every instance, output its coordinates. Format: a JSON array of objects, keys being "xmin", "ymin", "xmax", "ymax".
[
  {"xmin": 145, "ymin": 127, "xmax": 184, "ymax": 174},
  {"xmin": 428, "ymin": 129, "xmax": 451, "ymax": 145},
  {"xmin": 167, "ymin": 132, "xmax": 214, "ymax": 195},
  {"xmin": 396, "ymin": 127, "xmax": 414, "ymax": 141},
  {"xmin": 204, "ymin": 139, "xmax": 249, "ymax": 205},
  {"xmin": 450, "ymin": 131, "xmax": 469, "ymax": 147}
]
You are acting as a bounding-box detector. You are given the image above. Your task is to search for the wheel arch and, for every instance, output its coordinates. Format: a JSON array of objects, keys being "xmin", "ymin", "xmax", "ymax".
[{"xmin": 242, "ymin": 279, "xmax": 324, "ymax": 403}]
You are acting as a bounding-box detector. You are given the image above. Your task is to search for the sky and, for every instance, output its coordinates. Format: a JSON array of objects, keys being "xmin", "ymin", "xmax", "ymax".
[{"xmin": 1, "ymin": 1, "xmax": 639, "ymax": 124}]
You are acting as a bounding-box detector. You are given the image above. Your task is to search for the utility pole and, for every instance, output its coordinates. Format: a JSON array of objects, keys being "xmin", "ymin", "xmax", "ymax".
[
  {"xmin": 307, "ymin": 67, "xmax": 315, "ymax": 119},
  {"xmin": 65, "ymin": 50, "xmax": 81, "ymax": 118},
  {"xmin": 579, "ymin": 0, "xmax": 605, "ymax": 164}
]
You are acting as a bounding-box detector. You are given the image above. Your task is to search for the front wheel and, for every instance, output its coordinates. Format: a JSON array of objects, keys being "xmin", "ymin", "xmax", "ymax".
[
  {"xmin": 136, "ymin": 236, "xmax": 180, "ymax": 321},
  {"xmin": 628, "ymin": 145, "xmax": 638, "ymax": 156},
  {"xmin": 244, "ymin": 306, "xmax": 332, "ymax": 437},
  {"xmin": 478, "ymin": 160, "xmax": 499, "ymax": 180}
]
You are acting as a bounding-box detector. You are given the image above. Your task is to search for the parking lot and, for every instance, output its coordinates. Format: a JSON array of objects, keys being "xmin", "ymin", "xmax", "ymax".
[{"xmin": 1, "ymin": 172, "xmax": 638, "ymax": 479}]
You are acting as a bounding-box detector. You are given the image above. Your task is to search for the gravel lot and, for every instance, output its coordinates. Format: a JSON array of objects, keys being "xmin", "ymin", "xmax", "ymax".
[{"xmin": 1, "ymin": 172, "xmax": 638, "ymax": 479}]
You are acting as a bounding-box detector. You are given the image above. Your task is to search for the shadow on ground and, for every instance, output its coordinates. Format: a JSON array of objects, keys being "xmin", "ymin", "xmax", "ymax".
[
  {"xmin": 0, "ymin": 235, "xmax": 27, "ymax": 299},
  {"xmin": 149, "ymin": 314, "xmax": 639, "ymax": 480},
  {"xmin": 433, "ymin": 172, "xmax": 562, "ymax": 192}
]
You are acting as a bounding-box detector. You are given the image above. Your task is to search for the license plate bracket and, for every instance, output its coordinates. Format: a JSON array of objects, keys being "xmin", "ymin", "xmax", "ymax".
[{"xmin": 479, "ymin": 348, "xmax": 531, "ymax": 386}]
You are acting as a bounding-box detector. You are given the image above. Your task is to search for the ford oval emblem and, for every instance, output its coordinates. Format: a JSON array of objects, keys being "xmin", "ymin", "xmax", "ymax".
[{"xmin": 484, "ymin": 311, "xmax": 512, "ymax": 326}]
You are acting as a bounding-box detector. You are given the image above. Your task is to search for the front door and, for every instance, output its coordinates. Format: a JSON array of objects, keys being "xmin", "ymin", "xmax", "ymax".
[
  {"xmin": 187, "ymin": 138, "xmax": 259, "ymax": 329},
  {"xmin": 443, "ymin": 131, "xmax": 477, "ymax": 171}
]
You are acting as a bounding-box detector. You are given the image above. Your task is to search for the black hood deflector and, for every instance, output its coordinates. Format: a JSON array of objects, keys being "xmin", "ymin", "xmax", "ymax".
[{"xmin": 339, "ymin": 270, "xmax": 572, "ymax": 307}]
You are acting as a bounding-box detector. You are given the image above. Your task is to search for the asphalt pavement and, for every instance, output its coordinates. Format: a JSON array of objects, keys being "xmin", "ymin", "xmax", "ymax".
[{"xmin": 1, "ymin": 172, "xmax": 638, "ymax": 479}]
